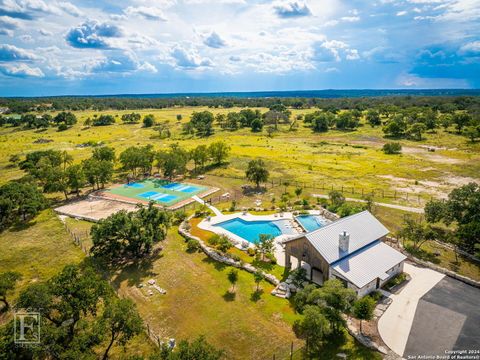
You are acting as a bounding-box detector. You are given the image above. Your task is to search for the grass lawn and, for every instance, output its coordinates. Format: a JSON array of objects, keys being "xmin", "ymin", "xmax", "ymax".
[
  {"xmin": 0, "ymin": 210, "xmax": 155, "ymax": 358},
  {"xmin": 112, "ymin": 226, "xmax": 381, "ymax": 359}
]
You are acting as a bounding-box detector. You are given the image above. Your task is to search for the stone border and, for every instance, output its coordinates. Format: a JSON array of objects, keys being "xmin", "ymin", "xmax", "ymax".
[{"xmin": 178, "ymin": 215, "xmax": 280, "ymax": 286}]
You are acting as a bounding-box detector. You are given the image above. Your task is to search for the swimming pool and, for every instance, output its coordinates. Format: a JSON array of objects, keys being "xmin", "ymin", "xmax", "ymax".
[
  {"xmin": 296, "ymin": 215, "xmax": 329, "ymax": 232},
  {"xmin": 213, "ymin": 218, "xmax": 285, "ymax": 243}
]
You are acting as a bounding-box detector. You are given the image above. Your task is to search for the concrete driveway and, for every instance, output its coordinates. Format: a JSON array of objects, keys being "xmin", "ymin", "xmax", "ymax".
[{"xmin": 378, "ymin": 262, "xmax": 445, "ymax": 356}]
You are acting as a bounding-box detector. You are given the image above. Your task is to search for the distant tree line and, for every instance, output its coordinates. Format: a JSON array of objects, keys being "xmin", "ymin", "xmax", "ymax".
[{"xmin": 1, "ymin": 95, "xmax": 480, "ymax": 114}]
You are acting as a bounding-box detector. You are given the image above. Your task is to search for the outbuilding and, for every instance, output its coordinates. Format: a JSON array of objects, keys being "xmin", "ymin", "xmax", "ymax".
[{"xmin": 284, "ymin": 210, "xmax": 406, "ymax": 297}]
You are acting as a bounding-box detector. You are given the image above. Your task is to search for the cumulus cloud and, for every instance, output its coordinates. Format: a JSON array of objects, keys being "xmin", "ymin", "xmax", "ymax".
[
  {"xmin": 58, "ymin": 2, "xmax": 82, "ymax": 17},
  {"xmin": 0, "ymin": 0, "xmax": 62, "ymax": 20},
  {"xmin": 125, "ymin": 6, "xmax": 167, "ymax": 21},
  {"xmin": 0, "ymin": 63, "xmax": 44, "ymax": 77},
  {"xmin": 0, "ymin": 16, "xmax": 20, "ymax": 36},
  {"xmin": 171, "ymin": 47, "xmax": 213, "ymax": 68},
  {"xmin": 90, "ymin": 52, "xmax": 157, "ymax": 74},
  {"xmin": 459, "ymin": 41, "xmax": 480, "ymax": 56},
  {"xmin": 203, "ymin": 32, "xmax": 227, "ymax": 48},
  {"xmin": 311, "ymin": 40, "xmax": 360, "ymax": 62},
  {"xmin": 65, "ymin": 21, "xmax": 123, "ymax": 49},
  {"xmin": 273, "ymin": 1, "xmax": 312, "ymax": 18},
  {"xmin": 0, "ymin": 44, "xmax": 38, "ymax": 61}
]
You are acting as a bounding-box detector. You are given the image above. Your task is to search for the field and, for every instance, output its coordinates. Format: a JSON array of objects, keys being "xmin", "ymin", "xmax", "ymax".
[
  {"xmin": 1, "ymin": 106, "xmax": 479, "ymax": 358},
  {"xmin": 1, "ymin": 107, "xmax": 479, "ymax": 205}
]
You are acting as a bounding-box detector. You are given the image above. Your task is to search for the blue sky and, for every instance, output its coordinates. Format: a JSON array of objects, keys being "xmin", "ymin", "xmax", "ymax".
[{"xmin": 0, "ymin": 0, "xmax": 479, "ymax": 96}]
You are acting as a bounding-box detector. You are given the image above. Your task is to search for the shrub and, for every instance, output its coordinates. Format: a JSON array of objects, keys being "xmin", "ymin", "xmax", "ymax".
[
  {"xmin": 265, "ymin": 252, "xmax": 277, "ymax": 264},
  {"xmin": 382, "ymin": 142, "xmax": 402, "ymax": 154},
  {"xmin": 58, "ymin": 123, "xmax": 68, "ymax": 131},
  {"xmin": 230, "ymin": 253, "xmax": 241, "ymax": 262},
  {"xmin": 246, "ymin": 247, "xmax": 256, "ymax": 256},
  {"xmin": 186, "ymin": 239, "xmax": 200, "ymax": 252}
]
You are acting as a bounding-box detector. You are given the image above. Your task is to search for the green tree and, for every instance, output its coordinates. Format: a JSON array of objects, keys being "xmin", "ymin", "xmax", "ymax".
[
  {"xmin": 189, "ymin": 111, "xmax": 214, "ymax": 137},
  {"xmin": 406, "ymin": 123, "xmax": 426, "ymax": 141},
  {"xmin": 66, "ymin": 164, "xmax": 86, "ymax": 196},
  {"xmin": 0, "ymin": 181, "xmax": 46, "ymax": 227},
  {"xmin": 153, "ymin": 336, "xmax": 224, "ymax": 360},
  {"xmin": 227, "ymin": 269, "xmax": 238, "ymax": 292},
  {"xmin": 120, "ymin": 146, "xmax": 155, "ymax": 177},
  {"xmin": 366, "ymin": 109, "xmax": 381, "ymax": 127},
  {"xmin": 253, "ymin": 270, "xmax": 264, "ymax": 292},
  {"xmin": 463, "ymin": 125, "xmax": 480, "ymax": 142},
  {"xmin": 424, "ymin": 183, "xmax": 480, "ymax": 253},
  {"xmin": 383, "ymin": 115, "xmax": 407, "ymax": 137},
  {"xmin": 143, "ymin": 114, "xmax": 155, "ymax": 127},
  {"xmin": 245, "ymin": 159, "xmax": 269, "ymax": 188},
  {"xmin": 156, "ymin": 144, "xmax": 189, "ymax": 179},
  {"xmin": 93, "ymin": 114, "xmax": 115, "ymax": 126},
  {"xmin": 398, "ymin": 217, "xmax": 435, "ymax": 250},
  {"xmin": 0, "ymin": 272, "xmax": 22, "ymax": 310},
  {"xmin": 82, "ymin": 158, "xmax": 113, "ymax": 190},
  {"xmin": 100, "ymin": 298, "xmax": 144, "ymax": 360},
  {"xmin": 190, "ymin": 145, "xmax": 209, "ymax": 171},
  {"xmin": 121, "ymin": 112, "xmax": 141, "ymax": 124},
  {"xmin": 208, "ymin": 141, "xmax": 230, "ymax": 165},
  {"xmin": 93, "ymin": 146, "xmax": 116, "ymax": 163},
  {"xmin": 91, "ymin": 203, "xmax": 170, "ymax": 262},
  {"xmin": 254, "ymin": 234, "xmax": 275, "ymax": 261},
  {"xmin": 328, "ymin": 190, "xmax": 345, "ymax": 209},
  {"xmin": 353, "ymin": 296, "xmax": 375, "ymax": 333},
  {"xmin": 294, "ymin": 305, "xmax": 331, "ymax": 354},
  {"xmin": 250, "ymin": 117, "xmax": 263, "ymax": 132},
  {"xmin": 382, "ymin": 142, "xmax": 402, "ymax": 154},
  {"xmin": 452, "ymin": 112, "xmax": 471, "ymax": 132}
]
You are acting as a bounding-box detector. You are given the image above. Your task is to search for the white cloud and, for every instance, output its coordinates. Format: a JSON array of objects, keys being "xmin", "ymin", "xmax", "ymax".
[
  {"xmin": 125, "ymin": 6, "xmax": 167, "ymax": 21},
  {"xmin": 459, "ymin": 41, "xmax": 480, "ymax": 55},
  {"xmin": 58, "ymin": 2, "xmax": 82, "ymax": 17},
  {"xmin": 396, "ymin": 10, "xmax": 408, "ymax": 16},
  {"xmin": 171, "ymin": 47, "xmax": 213, "ymax": 68},
  {"xmin": 0, "ymin": 63, "xmax": 44, "ymax": 77},
  {"xmin": 203, "ymin": 32, "xmax": 227, "ymax": 48}
]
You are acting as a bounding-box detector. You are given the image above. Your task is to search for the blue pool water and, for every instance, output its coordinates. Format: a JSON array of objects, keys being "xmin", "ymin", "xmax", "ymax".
[
  {"xmin": 214, "ymin": 218, "xmax": 284, "ymax": 243},
  {"xmin": 296, "ymin": 215, "xmax": 329, "ymax": 232},
  {"xmin": 126, "ymin": 182, "xmax": 144, "ymax": 188}
]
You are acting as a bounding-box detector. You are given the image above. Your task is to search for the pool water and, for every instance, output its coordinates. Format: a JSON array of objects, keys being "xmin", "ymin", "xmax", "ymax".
[
  {"xmin": 214, "ymin": 218, "xmax": 284, "ymax": 243},
  {"xmin": 296, "ymin": 215, "xmax": 329, "ymax": 232}
]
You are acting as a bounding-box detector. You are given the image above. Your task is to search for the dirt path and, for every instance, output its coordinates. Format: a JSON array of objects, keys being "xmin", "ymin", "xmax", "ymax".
[{"xmin": 312, "ymin": 194, "xmax": 424, "ymax": 213}]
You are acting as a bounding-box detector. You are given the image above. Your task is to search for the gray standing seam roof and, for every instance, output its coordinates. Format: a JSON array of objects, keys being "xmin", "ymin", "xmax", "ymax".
[
  {"xmin": 332, "ymin": 241, "xmax": 407, "ymax": 288},
  {"xmin": 289, "ymin": 210, "xmax": 390, "ymax": 264}
]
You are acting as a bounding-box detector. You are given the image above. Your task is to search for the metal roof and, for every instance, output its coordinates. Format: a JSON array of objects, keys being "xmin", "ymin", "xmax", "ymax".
[
  {"xmin": 287, "ymin": 210, "xmax": 390, "ymax": 264},
  {"xmin": 332, "ymin": 241, "xmax": 406, "ymax": 288}
]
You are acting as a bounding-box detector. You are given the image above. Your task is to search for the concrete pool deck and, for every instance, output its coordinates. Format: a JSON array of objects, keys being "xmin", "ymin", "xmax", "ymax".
[{"xmin": 198, "ymin": 210, "xmax": 326, "ymax": 266}]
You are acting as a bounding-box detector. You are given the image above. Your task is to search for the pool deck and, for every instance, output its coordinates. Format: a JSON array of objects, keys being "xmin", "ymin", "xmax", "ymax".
[{"xmin": 198, "ymin": 210, "xmax": 326, "ymax": 266}]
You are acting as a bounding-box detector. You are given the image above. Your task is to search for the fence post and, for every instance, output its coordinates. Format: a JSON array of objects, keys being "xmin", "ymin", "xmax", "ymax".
[{"xmin": 290, "ymin": 342, "xmax": 293, "ymax": 360}]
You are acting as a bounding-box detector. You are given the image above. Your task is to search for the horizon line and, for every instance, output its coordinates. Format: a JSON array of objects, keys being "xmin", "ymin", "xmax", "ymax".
[{"xmin": 3, "ymin": 88, "xmax": 480, "ymax": 99}]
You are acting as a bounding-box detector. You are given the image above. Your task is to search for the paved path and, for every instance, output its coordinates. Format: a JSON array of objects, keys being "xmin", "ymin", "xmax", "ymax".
[
  {"xmin": 378, "ymin": 263, "xmax": 445, "ymax": 356},
  {"xmin": 312, "ymin": 194, "xmax": 424, "ymax": 213},
  {"xmin": 192, "ymin": 195, "xmax": 223, "ymax": 216}
]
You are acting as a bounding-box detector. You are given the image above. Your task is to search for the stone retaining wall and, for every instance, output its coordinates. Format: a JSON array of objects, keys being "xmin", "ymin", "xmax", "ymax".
[{"xmin": 178, "ymin": 216, "xmax": 280, "ymax": 286}]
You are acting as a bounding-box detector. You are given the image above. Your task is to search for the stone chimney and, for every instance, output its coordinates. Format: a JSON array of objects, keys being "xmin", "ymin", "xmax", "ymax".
[{"xmin": 339, "ymin": 231, "xmax": 349, "ymax": 252}]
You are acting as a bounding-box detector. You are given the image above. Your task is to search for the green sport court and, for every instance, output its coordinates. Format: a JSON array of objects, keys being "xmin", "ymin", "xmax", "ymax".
[{"xmin": 105, "ymin": 179, "xmax": 210, "ymax": 207}]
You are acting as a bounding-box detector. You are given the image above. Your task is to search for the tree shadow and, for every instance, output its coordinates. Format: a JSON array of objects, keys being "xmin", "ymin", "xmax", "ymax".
[
  {"xmin": 222, "ymin": 290, "xmax": 236, "ymax": 302},
  {"xmin": 201, "ymin": 256, "xmax": 227, "ymax": 272},
  {"xmin": 250, "ymin": 289, "xmax": 264, "ymax": 302},
  {"xmin": 8, "ymin": 220, "xmax": 37, "ymax": 233}
]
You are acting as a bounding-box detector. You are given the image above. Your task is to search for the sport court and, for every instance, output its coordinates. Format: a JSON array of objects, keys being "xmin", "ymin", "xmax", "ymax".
[{"xmin": 106, "ymin": 179, "xmax": 209, "ymax": 207}]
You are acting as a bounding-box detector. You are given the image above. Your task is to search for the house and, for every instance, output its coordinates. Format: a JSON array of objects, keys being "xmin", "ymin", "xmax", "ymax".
[{"xmin": 284, "ymin": 210, "xmax": 406, "ymax": 297}]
